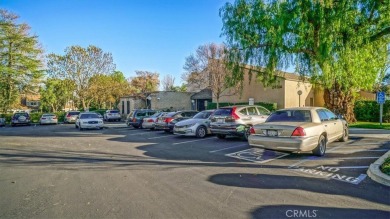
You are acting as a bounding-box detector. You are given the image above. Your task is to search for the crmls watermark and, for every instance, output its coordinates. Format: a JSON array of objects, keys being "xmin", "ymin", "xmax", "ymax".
[{"xmin": 286, "ymin": 210, "xmax": 318, "ymax": 218}]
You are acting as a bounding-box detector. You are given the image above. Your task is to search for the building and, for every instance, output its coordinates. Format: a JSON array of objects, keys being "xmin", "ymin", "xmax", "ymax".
[{"xmin": 118, "ymin": 91, "xmax": 196, "ymax": 116}]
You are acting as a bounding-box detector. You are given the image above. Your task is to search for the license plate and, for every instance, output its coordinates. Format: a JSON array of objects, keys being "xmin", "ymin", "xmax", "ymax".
[
  {"xmin": 267, "ymin": 130, "xmax": 278, "ymax": 136},
  {"xmin": 217, "ymin": 119, "xmax": 225, "ymax": 123}
]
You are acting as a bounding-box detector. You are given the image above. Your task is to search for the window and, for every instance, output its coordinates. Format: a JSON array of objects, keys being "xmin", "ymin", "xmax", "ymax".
[
  {"xmin": 247, "ymin": 107, "xmax": 258, "ymax": 116},
  {"xmin": 257, "ymin": 106, "xmax": 271, "ymax": 115},
  {"xmin": 238, "ymin": 108, "xmax": 248, "ymax": 115},
  {"xmin": 317, "ymin": 110, "xmax": 329, "ymax": 121},
  {"xmin": 127, "ymin": 101, "xmax": 130, "ymax": 114},
  {"xmin": 266, "ymin": 110, "xmax": 311, "ymax": 122},
  {"xmin": 324, "ymin": 109, "xmax": 337, "ymax": 120},
  {"xmin": 310, "ymin": 98, "xmax": 314, "ymax": 106},
  {"xmin": 122, "ymin": 101, "xmax": 125, "ymax": 115}
]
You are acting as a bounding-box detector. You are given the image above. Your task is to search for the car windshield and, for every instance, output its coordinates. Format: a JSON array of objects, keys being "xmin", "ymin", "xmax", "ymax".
[
  {"xmin": 110, "ymin": 110, "xmax": 119, "ymax": 113},
  {"xmin": 266, "ymin": 110, "xmax": 312, "ymax": 122},
  {"xmin": 166, "ymin": 112, "xmax": 177, "ymax": 117},
  {"xmin": 68, "ymin": 112, "xmax": 80, "ymax": 116},
  {"xmin": 193, "ymin": 111, "xmax": 213, "ymax": 119},
  {"xmin": 80, "ymin": 114, "xmax": 99, "ymax": 119},
  {"xmin": 42, "ymin": 114, "xmax": 55, "ymax": 117},
  {"xmin": 213, "ymin": 108, "xmax": 233, "ymax": 116}
]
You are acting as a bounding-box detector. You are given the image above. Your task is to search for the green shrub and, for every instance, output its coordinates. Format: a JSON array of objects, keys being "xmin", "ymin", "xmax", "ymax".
[
  {"xmin": 207, "ymin": 102, "xmax": 277, "ymax": 111},
  {"xmin": 354, "ymin": 100, "xmax": 390, "ymax": 122}
]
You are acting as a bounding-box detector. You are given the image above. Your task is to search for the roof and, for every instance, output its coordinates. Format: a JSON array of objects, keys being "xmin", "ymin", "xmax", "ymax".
[
  {"xmin": 241, "ymin": 65, "xmax": 308, "ymax": 82},
  {"xmin": 191, "ymin": 88, "xmax": 212, "ymax": 99}
]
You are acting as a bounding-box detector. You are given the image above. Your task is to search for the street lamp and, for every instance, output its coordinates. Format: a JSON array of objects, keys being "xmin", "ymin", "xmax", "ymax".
[{"xmin": 297, "ymin": 90, "xmax": 302, "ymax": 107}]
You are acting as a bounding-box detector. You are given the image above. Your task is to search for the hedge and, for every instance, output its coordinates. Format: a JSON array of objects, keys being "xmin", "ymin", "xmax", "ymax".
[
  {"xmin": 206, "ymin": 102, "xmax": 277, "ymax": 111},
  {"xmin": 354, "ymin": 100, "xmax": 390, "ymax": 122}
]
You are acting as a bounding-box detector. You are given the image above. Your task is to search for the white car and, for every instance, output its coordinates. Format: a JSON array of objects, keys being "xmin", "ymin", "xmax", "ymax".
[
  {"xmin": 75, "ymin": 113, "xmax": 104, "ymax": 130},
  {"xmin": 39, "ymin": 113, "xmax": 58, "ymax": 125},
  {"xmin": 173, "ymin": 110, "xmax": 214, "ymax": 138},
  {"xmin": 103, "ymin": 110, "xmax": 121, "ymax": 122}
]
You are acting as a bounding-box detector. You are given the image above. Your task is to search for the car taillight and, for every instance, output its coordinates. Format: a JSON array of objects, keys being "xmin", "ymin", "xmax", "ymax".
[
  {"xmin": 231, "ymin": 107, "xmax": 240, "ymax": 120},
  {"xmin": 147, "ymin": 119, "xmax": 154, "ymax": 122},
  {"xmin": 291, "ymin": 127, "xmax": 306, "ymax": 136},
  {"xmin": 249, "ymin": 126, "xmax": 256, "ymax": 134},
  {"xmin": 165, "ymin": 118, "xmax": 173, "ymax": 123}
]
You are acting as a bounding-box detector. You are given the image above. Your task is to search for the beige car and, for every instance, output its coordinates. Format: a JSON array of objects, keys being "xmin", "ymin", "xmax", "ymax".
[{"xmin": 248, "ymin": 107, "xmax": 348, "ymax": 156}]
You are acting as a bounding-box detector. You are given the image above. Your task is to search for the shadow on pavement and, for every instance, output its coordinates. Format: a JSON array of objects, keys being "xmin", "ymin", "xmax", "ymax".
[{"xmin": 208, "ymin": 173, "xmax": 390, "ymax": 208}]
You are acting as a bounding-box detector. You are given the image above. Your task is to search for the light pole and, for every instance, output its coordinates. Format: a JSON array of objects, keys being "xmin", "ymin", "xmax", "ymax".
[{"xmin": 297, "ymin": 90, "xmax": 302, "ymax": 107}]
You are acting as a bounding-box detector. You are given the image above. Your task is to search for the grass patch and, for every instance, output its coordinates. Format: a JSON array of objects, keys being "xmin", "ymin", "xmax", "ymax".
[
  {"xmin": 349, "ymin": 122, "xmax": 390, "ymax": 130},
  {"xmin": 380, "ymin": 156, "xmax": 390, "ymax": 176}
]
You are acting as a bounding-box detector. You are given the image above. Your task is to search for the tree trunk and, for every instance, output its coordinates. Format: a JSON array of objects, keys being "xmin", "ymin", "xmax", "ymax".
[{"xmin": 323, "ymin": 84, "xmax": 356, "ymax": 123}]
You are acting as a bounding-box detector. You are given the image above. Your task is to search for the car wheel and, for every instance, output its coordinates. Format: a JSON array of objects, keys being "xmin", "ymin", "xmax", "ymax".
[
  {"xmin": 133, "ymin": 125, "xmax": 140, "ymax": 129},
  {"xmin": 196, "ymin": 126, "xmax": 207, "ymax": 138},
  {"xmin": 11, "ymin": 123, "xmax": 15, "ymax": 127},
  {"xmin": 79, "ymin": 124, "xmax": 83, "ymax": 131},
  {"xmin": 313, "ymin": 134, "xmax": 327, "ymax": 156},
  {"xmin": 243, "ymin": 126, "xmax": 251, "ymax": 140},
  {"xmin": 164, "ymin": 130, "xmax": 170, "ymax": 133},
  {"xmin": 217, "ymin": 134, "xmax": 226, "ymax": 139},
  {"xmin": 339, "ymin": 128, "xmax": 348, "ymax": 142}
]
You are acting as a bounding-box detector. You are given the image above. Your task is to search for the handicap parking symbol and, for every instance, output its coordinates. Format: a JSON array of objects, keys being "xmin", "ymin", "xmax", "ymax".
[{"xmin": 226, "ymin": 148, "xmax": 289, "ymax": 164}]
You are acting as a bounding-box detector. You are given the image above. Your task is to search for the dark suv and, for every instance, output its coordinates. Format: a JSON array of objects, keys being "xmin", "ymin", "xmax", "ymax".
[
  {"xmin": 11, "ymin": 112, "xmax": 31, "ymax": 126},
  {"xmin": 127, "ymin": 109, "xmax": 157, "ymax": 128}
]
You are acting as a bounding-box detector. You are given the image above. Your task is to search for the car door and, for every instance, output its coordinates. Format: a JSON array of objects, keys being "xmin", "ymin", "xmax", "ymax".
[
  {"xmin": 317, "ymin": 109, "xmax": 336, "ymax": 141},
  {"xmin": 323, "ymin": 109, "xmax": 344, "ymax": 141}
]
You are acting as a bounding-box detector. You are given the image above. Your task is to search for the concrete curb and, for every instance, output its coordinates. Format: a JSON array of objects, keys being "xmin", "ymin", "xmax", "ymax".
[
  {"xmin": 367, "ymin": 150, "xmax": 390, "ymax": 187},
  {"xmin": 349, "ymin": 134, "xmax": 390, "ymax": 140}
]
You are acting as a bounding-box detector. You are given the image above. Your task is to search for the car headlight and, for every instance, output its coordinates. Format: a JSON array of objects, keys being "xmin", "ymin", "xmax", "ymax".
[{"xmin": 183, "ymin": 124, "xmax": 195, "ymax": 128}]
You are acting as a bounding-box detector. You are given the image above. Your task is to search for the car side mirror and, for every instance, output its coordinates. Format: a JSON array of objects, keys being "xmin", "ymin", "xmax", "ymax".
[{"xmin": 337, "ymin": 114, "xmax": 344, "ymax": 120}]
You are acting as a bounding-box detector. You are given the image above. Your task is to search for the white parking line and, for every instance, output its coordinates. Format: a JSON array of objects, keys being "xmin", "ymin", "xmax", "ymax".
[
  {"xmin": 147, "ymin": 135, "xmax": 173, "ymax": 140},
  {"xmin": 173, "ymin": 137, "xmax": 216, "ymax": 145},
  {"xmin": 209, "ymin": 144, "xmax": 248, "ymax": 153},
  {"xmin": 126, "ymin": 132, "xmax": 153, "ymax": 136},
  {"xmin": 336, "ymin": 166, "xmax": 370, "ymax": 169},
  {"xmin": 328, "ymin": 149, "xmax": 388, "ymax": 153}
]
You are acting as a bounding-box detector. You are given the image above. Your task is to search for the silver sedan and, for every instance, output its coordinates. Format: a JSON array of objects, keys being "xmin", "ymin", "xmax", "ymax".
[
  {"xmin": 248, "ymin": 107, "xmax": 348, "ymax": 156},
  {"xmin": 39, "ymin": 114, "xmax": 58, "ymax": 125},
  {"xmin": 173, "ymin": 110, "xmax": 214, "ymax": 138}
]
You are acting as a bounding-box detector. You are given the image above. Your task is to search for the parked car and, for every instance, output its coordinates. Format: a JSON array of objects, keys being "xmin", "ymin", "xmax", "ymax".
[
  {"xmin": 142, "ymin": 112, "xmax": 166, "ymax": 130},
  {"xmin": 173, "ymin": 110, "xmax": 215, "ymax": 138},
  {"xmin": 39, "ymin": 113, "xmax": 58, "ymax": 125},
  {"xmin": 210, "ymin": 105, "xmax": 270, "ymax": 140},
  {"xmin": 103, "ymin": 110, "xmax": 121, "ymax": 122},
  {"xmin": 155, "ymin": 110, "xmax": 198, "ymax": 133},
  {"xmin": 75, "ymin": 112, "xmax": 104, "ymax": 130},
  {"xmin": 0, "ymin": 118, "xmax": 6, "ymax": 127},
  {"xmin": 64, "ymin": 111, "xmax": 80, "ymax": 123},
  {"xmin": 11, "ymin": 112, "xmax": 31, "ymax": 126},
  {"xmin": 248, "ymin": 107, "xmax": 348, "ymax": 156},
  {"xmin": 127, "ymin": 109, "xmax": 157, "ymax": 128}
]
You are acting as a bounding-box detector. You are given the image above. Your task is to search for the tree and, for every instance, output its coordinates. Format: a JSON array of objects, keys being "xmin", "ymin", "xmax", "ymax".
[
  {"xmin": 220, "ymin": 0, "xmax": 389, "ymax": 122},
  {"xmin": 0, "ymin": 9, "xmax": 44, "ymax": 112},
  {"xmin": 40, "ymin": 78, "xmax": 75, "ymax": 112},
  {"xmin": 46, "ymin": 45, "xmax": 116, "ymax": 110},
  {"xmin": 130, "ymin": 70, "xmax": 160, "ymax": 93},
  {"xmin": 162, "ymin": 74, "xmax": 176, "ymax": 91},
  {"xmin": 183, "ymin": 43, "xmax": 240, "ymax": 108}
]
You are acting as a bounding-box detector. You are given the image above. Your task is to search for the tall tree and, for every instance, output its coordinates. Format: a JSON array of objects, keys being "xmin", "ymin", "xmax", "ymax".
[
  {"xmin": 46, "ymin": 45, "xmax": 116, "ymax": 109},
  {"xmin": 162, "ymin": 74, "xmax": 176, "ymax": 91},
  {"xmin": 0, "ymin": 9, "xmax": 44, "ymax": 112},
  {"xmin": 40, "ymin": 78, "xmax": 75, "ymax": 112},
  {"xmin": 130, "ymin": 70, "xmax": 160, "ymax": 93},
  {"xmin": 183, "ymin": 43, "xmax": 240, "ymax": 108},
  {"xmin": 220, "ymin": 0, "xmax": 389, "ymax": 122}
]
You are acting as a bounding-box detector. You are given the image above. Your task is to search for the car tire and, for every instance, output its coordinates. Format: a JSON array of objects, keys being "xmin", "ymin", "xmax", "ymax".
[
  {"xmin": 164, "ymin": 130, "xmax": 170, "ymax": 133},
  {"xmin": 217, "ymin": 134, "xmax": 226, "ymax": 139},
  {"xmin": 243, "ymin": 126, "xmax": 251, "ymax": 140},
  {"xmin": 79, "ymin": 124, "xmax": 83, "ymax": 131},
  {"xmin": 133, "ymin": 125, "xmax": 140, "ymax": 129},
  {"xmin": 339, "ymin": 128, "xmax": 348, "ymax": 142},
  {"xmin": 196, "ymin": 126, "xmax": 207, "ymax": 138},
  {"xmin": 11, "ymin": 123, "xmax": 15, "ymax": 127},
  {"xmin": 313, "ymin": 134, "xmax": 327, "ymax": 156},
  {"xmin": 75, "ymin": 124, "xmax": 78, "ymax": 129}
]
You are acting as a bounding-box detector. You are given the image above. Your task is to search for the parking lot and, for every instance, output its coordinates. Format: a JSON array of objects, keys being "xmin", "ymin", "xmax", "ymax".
[{"xmin": 0, "ymin": 124, "xmax": 389, "ymax": 218}]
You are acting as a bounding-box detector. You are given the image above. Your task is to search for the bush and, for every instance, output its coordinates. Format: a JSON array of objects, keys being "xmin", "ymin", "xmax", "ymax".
[
  {"xmin": 207, "ymin": 102, "xmax": 277, "ymax": 111},
  {"xmin": 354, "ymin": 100, "xmax": 390, "ymax": 122},
  {"xmin": 0, "ymin": 111, "xmax": 67, "ymax": 124}
]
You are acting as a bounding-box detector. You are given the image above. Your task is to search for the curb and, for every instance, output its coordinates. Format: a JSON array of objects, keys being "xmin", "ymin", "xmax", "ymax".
[
  {"xmin": 367, "ymin": 150, "xmax": 390, "ymax": 187},
  {"xmin": 349, "ymin": 134, "xmax": 390, "ymax": 140}
]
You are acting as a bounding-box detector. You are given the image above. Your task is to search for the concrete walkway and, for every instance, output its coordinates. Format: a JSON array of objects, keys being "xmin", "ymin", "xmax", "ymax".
[{"xmin": 349, "ymin": 128, "xmax": 390, "ymax": 140}]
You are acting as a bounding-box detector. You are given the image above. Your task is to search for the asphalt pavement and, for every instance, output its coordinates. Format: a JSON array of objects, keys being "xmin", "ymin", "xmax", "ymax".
[{"xmin": 0, "ymin": 124, "xmax": 389, "ymax": 218}]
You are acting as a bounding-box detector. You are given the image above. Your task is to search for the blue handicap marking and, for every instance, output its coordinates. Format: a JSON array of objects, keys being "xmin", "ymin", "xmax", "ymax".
[
  {"xmin": 226, "ymin": 148, "xmax": 288, "ymax": 163},
  {"xmin": 377, "ymin": 92, "xmax": 386, "ymax": 104}
]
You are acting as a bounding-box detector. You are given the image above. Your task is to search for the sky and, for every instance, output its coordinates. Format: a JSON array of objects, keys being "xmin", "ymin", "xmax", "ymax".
[{"xmin": 2, "ymin": 0, "xmax": 231, "ymax": 86}]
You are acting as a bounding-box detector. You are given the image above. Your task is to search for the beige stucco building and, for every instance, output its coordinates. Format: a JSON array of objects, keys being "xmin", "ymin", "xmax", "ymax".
[{"xmin": 217, "ymin": 71, "xmax": 325, "ymax": 109}]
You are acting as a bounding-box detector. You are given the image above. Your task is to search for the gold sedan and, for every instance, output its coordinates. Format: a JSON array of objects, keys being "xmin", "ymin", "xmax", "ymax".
[{"xmin": 248, "ymin": 107, "xmax": 348, "ymax": 156}]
